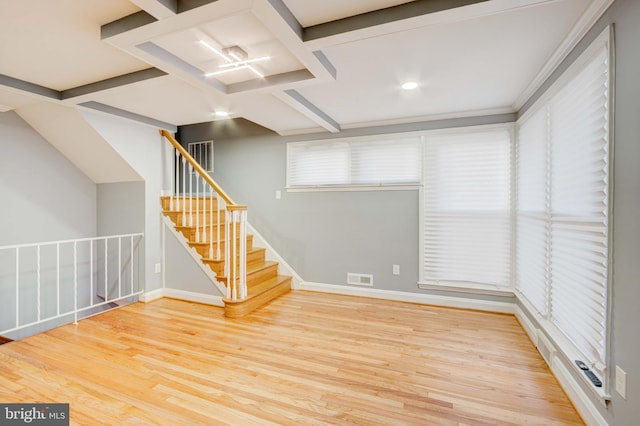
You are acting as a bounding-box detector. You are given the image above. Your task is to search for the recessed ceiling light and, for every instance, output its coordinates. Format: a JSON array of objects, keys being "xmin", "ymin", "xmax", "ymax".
[
  {"xmin": 215, "ymin": 110, "xmax": 229, "ymax": 118},
  {"xmin": 401, "ymin": 81, "xmax": 419, "ymax": 90}
]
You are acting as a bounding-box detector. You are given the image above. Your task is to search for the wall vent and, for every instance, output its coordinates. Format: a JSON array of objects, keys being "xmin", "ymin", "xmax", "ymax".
[
  {"xmin": 347, "ymin": 273, "xmax": 373, "ymax": 286},
  {"xmin": 536, "ymin": 330, "xmax": 556, "ymax": 367}
]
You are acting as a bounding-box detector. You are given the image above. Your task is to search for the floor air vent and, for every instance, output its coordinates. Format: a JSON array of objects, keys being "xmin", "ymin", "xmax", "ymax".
[
  {"xmin": 347, "ymin": 273, "xmax": 373, "ymax": 286},
  {"xmin": 536, "ymin": 330, "xmax": 556, "ymax": 367}
]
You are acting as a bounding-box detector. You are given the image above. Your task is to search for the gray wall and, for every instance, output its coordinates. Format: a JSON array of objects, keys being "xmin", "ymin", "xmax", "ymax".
[
  {"xmin": 0, "ymin": 111, "xmax": 96, "ymax": 245},
  {"xmin": 179, "ymin": 113, "xmax": 514, "ymax": 294},
  {"xmin": 164, "ymin": 224, "xmax": 223, "ymax": 296},
  {"xmin": 97, "ymin": 181, "xmax": 145, "ymax": 236}
]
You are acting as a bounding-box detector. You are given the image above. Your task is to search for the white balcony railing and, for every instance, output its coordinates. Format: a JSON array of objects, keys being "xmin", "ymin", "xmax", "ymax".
[{"xmin": 0, "ymin": 233, "xmax": 144, "ymax": 339}]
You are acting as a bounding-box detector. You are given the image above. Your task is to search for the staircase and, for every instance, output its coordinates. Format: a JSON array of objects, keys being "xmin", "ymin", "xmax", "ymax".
[{"xmin": 160, "ymin": 131, "xmax": 291, "ymax": 317}]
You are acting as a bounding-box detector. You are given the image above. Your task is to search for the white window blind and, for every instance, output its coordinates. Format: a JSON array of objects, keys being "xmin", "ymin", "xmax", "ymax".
[
  {"xmin": 287, "ymin": 137, "xmax": 421, "ymax": 188},
  {"xmin": 516, "ymin": 32, "xmax": 610, "ymax": 377},
  {"xmin": 516, "ymin": 107, "xmax": 549, "ymax": 315},
  {"xmin": 422, "ymin": 127, "xmax": 512, "ymax": 287},
  {"xmin": 549, "ymin": 43, "xmax": 610, "ymax": 373}
]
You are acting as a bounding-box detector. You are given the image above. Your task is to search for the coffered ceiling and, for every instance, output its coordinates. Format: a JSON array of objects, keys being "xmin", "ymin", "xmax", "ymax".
[{"xmin": 0, "ymin": 0, "xmax": 614, "ymax": 135}]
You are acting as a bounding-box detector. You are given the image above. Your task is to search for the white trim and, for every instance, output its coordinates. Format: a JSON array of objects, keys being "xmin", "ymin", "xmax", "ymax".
[
  {"xmin": 516, "ymin": 304, "xmax": 611, "ymax": 426},
  {"xmin": 518, "ymin": 26, "xmax": 612, "ymax": 123},
  {"xmin": 341, "ymin": 106, "xmax": 516, "ymax": 131},
  {"xmin": 286, "ymin": 184, "xmax": 421, "ymax": 193},
  {"xmin": 140, "ymin": 288, "xmax": 164, "ymax": 303},
  {"xmin": 417, "ymin": 282, "xmax": 514, "ymax": 297},
  {"xmin": 552, "ymin": 360, "xmax": 610, "ymax": 426},
  {"xmin": 138, "ymin": 288, "xmax": 224, "ymax": 307},
  {"xmin": 514, "ymin": 304, "xmax": 538, "ymax": 347},
  {"xmin": 513, "ymin": 0, "xmax": 615, "ymax": 110},
  {"xmin": 162, "ymin": 288, "xmax": 224, "ymax": 307},
  {"xmin": 299, "ymin": 281, "xmax": 515, "ymax": 314},
  {"xmin": 247, "ymin": 221, "xmax": 304, "ymax": 290}
]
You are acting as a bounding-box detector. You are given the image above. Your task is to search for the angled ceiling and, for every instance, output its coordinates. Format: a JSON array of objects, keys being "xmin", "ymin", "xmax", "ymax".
[{"xmin": 0, "ymin": 0, "xmax": 614, "ymax": 135}]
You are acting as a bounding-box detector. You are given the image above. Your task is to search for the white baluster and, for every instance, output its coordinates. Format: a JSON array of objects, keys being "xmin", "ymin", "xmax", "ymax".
[
  {"xmin": 239, "ymin": 209, "xmax": 247, "ymax": 300},
  {"xmin": 224, "ymin": 208, "xmax": 231, "ymax": 298},
  {"xmin": 90, "ymin": 240, "xmax": 93, "ymax": 308},
  {"xmin": 208, "ymin": 187, "xmax": 213, "ymax": 259},
  {"xmin": 202, "ymin": 176, "xmax": 207, "ymax": 245},
  {"xmin": 231, "ymin": 210, "xmax": 237, "ymax": 301},
  {"xmin": 104, "ymin": 238, "xmax": 108, "ymax": 302},
  {"xmin": 174, "ymin": 150, "xmax": 180, "ymax": 211},
  {"xmin": 217, "ymin": 199, "xmax": 222, "ymax": 260},
  {"xmin": 15, "ymin": 248, "xmax": 19, "ymax": 328},
  {"xmin": 118, "ymin": 237, "xmax": 122, "ymax": 299},
  {"xmin": 73, "ymin": 241, "xmax": 78, "ymax": 325},
  {"xmin": 181, "ymin": 156, "xmax": 187, "ymax": 226},
  {"xmin": 169, "ymin": 149, "xmax": 174, "ymax": 211},
  {"xmin": 37, "ymin": 245, "xmax": 41, "ymax": 322},
  {"xmin": 56, "ymin": 243, "xmax": 60, "ymax": 315},
  {"xmin": 130, "ymin": 235, "xmax": 134, "ymax": 295},
  {"xmin": 189, "ymin": 163, "xmax": 193, "ymax": 227},
  {"xmin": 195, "ymin": 173, "xmax": 200, "ymax": 242}
]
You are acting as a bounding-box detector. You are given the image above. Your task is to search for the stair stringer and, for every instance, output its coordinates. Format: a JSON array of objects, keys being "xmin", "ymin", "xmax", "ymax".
[
  {"xmin": 246, "ymin": 222, "xmax": 303, "ymax": 290},
  {"xmin": 162, "ymin": 214, "xmax": 227, "ymax": 297}
]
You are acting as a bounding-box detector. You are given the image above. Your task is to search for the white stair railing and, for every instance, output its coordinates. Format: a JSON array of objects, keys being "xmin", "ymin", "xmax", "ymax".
[
  {"xmin": 160, "ymin": 130, "xmax": 247, "ymax": 302},
  {"xmin": 0, "ymin": 233, "xmax": 144, "ymax": 339}
]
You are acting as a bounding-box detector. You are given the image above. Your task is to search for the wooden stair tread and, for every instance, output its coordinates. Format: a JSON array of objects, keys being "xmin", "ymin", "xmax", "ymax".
[
  {"xmin": 203, "ymin": 247, "xmax": 265, "ymax": 264},
  {"xmin": 247, "ymin": 275, "xmax": 291, "ymax": 298},
  {"xmin": 223, "ymin": 275, "xmax": 292, "ymax": 318}
]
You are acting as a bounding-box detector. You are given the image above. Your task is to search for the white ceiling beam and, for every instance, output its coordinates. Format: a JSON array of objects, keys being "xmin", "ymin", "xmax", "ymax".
[{"xmin": 129, "ymin": 0, "xmax": 177, "ymax": 20}]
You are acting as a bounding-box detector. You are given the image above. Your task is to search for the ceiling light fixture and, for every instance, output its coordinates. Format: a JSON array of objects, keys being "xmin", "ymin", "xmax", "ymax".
[
  {"xmin": 219, "ymin": 56, "xmax": 270, "ymax": 68},
  {"xmin": 200, "ymin": 41, "xmax": 267, "ymax": 79},
  {"xmin": 215, "ymin": 110, "xmax": 230, "ymax": 118},
  {"xmin": 198, "ymin": 40, "xmax": 231, "ymax": 62},
  {"xmin": 401, "ymin": 81, "xmax": 419, "ymax": 90}
]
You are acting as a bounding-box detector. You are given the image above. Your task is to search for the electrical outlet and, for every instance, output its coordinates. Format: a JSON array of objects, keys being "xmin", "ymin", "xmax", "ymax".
[
  {"xmin": 392, "ymin": 264, "xmax": 400, "ymax": 275},
  {"xmin": 275, "ymin": 190, "xmax": 282, "ymax": 199},
  {"xmin": 154, "ymin": 263, "xmax": 161, "ymax": 274},
  {"xmin": 615, "ymin": 365, "xmax": 627, "ymax": 399}
]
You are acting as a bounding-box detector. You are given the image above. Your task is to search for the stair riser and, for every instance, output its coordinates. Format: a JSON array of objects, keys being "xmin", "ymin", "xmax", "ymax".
[
  {"xmin": 189, "ymin": 238, "xmax": 253, "ymax": 258},
  {"xmin": 162, "ymin": 197, "xmax": 219, "ymax": 211},
  {"xmin": 218, "ymin": 262, "xmax": 279, "ymax": 288},
  {"xmin": 166, "ymin": 211, "xmax": 227, "ymax": 225},
  {"xmin": 224, "ymin": 277, "xmax": 292, "ymax": 318},
  {"xmin": 204, "ymin": 249, "xmax": 266, "ymax": 276},
  {"xmin": 247, "ymin": 263, "xmax": 279, "ymax": 287},
  {"xmin": 177, "ymin": 223, "xmax": 241, "ymax": 242}
]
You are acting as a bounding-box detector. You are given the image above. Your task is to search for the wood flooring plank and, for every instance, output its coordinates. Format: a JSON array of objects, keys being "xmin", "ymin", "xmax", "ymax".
[{"xmin": 0, "ymin": 291, "xmax": 583, "ymax": 425}]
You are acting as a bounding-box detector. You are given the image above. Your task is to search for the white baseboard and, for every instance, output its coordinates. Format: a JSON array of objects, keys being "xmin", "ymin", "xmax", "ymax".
[
  {"xmin": 299, "ymin": 281, "xmax": 515, "ymax": 314},
  {"xmin": 140, "ymin": 288, "xmax": 164, "ymax": 303},
  {"xmin": 139, "ymin": 288, "xmax": 223, "ymax": 307},
  {"xmin": 162, "ymin": 288, "xmax": 224, "ymax": 307},
  {"xmin": 551, "ymin": 351, "xmax": 610, "ymax": 426},
  {"xmin": 515, "ymin": 305, "xmax": 609, "ymax": 426}
]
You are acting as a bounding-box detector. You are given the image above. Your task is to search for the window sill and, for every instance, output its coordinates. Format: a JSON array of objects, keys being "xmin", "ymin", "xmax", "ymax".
[
  {"xmin": 417, "ymin": 281, "xmax": 514, "ymax": 297},
  {"xmin": 287, "ymin": 184, "xmax": 421, "ymax": 192}
]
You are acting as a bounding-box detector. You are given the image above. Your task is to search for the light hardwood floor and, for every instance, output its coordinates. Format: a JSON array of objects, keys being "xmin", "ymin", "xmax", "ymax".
[{"xmin": 0, "ymin": 292, "xmax": 583, "ymax": 425}]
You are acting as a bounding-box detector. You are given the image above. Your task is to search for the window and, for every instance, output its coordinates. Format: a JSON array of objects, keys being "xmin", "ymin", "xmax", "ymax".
[
  {"xmin": 516, "ymin": 28, "xmax": 611, "ymax": 380},
  {"xmin": 286, "ymin": 136, "xmax": 421, "ymax": 189},
  {"xmin": 421, "ymin": 126, "xmax": 512, "ymax": 288},
  {"xmin": 188, "ymin": 140, "xmax": 214, "ymax": 173}
]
